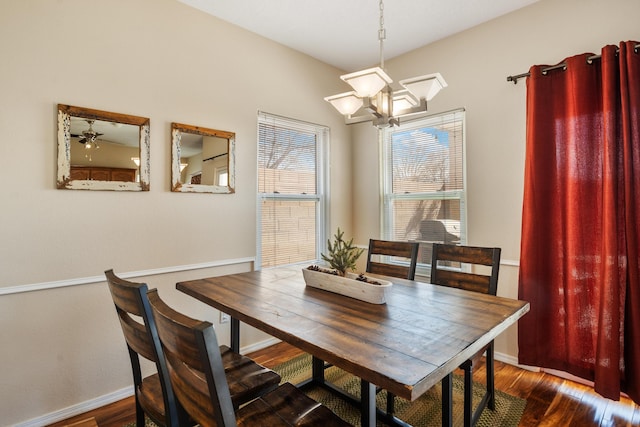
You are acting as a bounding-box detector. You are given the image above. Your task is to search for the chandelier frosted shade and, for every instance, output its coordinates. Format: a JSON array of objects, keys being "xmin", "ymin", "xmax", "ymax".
[
  {"xmin": 340, "ymin": 67, "xmax": 392, "ymax": 97},
  {"xmin": 324, "ymin": 92, "xmax": 364, "ymax": 115},
  {"xmin": 391, "ymin": 90, "xmax": 419, "ymax": 112},
  {"xmin": 399, "ymin": 73, "xmax": 448, "ymax": 101}
]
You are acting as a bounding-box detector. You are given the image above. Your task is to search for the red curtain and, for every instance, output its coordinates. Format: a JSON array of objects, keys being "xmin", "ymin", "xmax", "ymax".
[{"xmin": 519, "ymin": 41, "xmax": 640, "ymax": 404}]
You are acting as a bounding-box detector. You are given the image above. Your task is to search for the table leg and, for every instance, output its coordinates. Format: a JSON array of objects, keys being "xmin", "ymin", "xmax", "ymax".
[
  {"xmin": 230, "ymin": 317, "xmax": 240, "ymax": 353},
  {"xmin": 312, "ymin": 356, "xmax": 325, "ymax": 383},
  {"xmin": 360, "ymin": 380, "xmax": 376, "ymax": 427},
  {"xmin": 305, "ymin": 359, "xmax": 407, "ymax": 427},
  {"xmin": 442, "ymin": 373, "xmax": 453, "ymax": 427}
]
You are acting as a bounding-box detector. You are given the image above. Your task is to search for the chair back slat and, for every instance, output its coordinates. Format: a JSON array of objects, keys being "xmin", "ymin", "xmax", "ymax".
[
  {"xmin": 367, "ymin": 261, "xmax": 412, "ymax": 279},
  {"xmin": 369, "ymin": 240, "xmax": 418, "ymax": 258},
  {"xmin": 366, "ymin": 239, "xmax": 420, "ymax": 280},
  {"xmin": 147, "ymin": 291, "xmax": 208, "ymax": 372},
  {"xmin": 117, "ymin": 310, "xmax": 157, "ymax": 361},
  {"xmin": 433, "ymin": 244, "xmax": 497, "ymax": 266},
  {"xmin": 106, "ymin": 270, "xmax": 159, "ymax": 362},
  {"xmin": 430, "ymin": 244, "xmax": 501, "ymax": 296},
  {"xmin": 431, "ymin": 269, "xmax": 492, "ymax": 294},
  {"xmin": 108, "ymin": 278, "xmax": 147, "ymax": 316}
]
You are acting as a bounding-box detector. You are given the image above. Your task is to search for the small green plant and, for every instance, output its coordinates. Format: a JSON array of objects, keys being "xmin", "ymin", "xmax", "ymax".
[{"xmin": 321, "ymin": 228, "xmax": 364, "ymax": 276}]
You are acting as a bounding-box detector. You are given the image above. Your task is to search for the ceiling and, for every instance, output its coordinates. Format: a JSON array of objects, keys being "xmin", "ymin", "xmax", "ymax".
[
  {"xmin": 70, "ymin": 117, "xmax": 139, "ymax": 146},
  {"xmin": 70, "ymin": 117, "xmax": 202, "ymax": 156},
  {"xmin": 68, "ymin": 1, "xmax": 540, "ymax": 151},
  {"xmin": 178, "ymin": 0, "xmax": 539, "ymax": 71}
]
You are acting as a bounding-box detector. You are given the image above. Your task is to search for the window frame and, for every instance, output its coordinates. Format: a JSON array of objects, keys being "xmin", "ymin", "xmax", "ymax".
[
  {"xmin": 256, "ymin": 112, "xmax": 329, "ymax": 269},
  {"xmin": 380, "ymin": 108, "xmax": 467, "ymax": 277}
]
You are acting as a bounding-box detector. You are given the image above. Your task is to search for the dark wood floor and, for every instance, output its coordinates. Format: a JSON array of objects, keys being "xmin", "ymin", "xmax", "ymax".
[{"xmin": 49, "ymin": 342, "xmax": 640, "ymax": 427}]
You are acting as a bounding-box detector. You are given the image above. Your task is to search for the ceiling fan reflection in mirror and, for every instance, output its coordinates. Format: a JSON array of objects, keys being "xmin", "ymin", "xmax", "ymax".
[{"xmin": 71, "ymin": 119, "xmax": 103, "ymax": 161}]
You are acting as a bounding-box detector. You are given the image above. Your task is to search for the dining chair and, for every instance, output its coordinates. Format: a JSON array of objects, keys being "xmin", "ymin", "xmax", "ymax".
[
  {"xmin": 105, "ymin": 270, "xmax": 281, "ymax": 427},
  {"xmin": 105, "ymin": 269, "xmax": 191, "ymax": 427},
  {"xmin": 365, "ymin": 239, "xmax": 420, "ymax": 415},
  {"xmin": 147, "ymin": 288, "xmax": 351, "ymax": 427},
  {"xmin": 366, "ymin": 239, "xmax": 420, "ymax": 280},
  {"xmin": 430, "ymin": 244, "xmax": 502, "ymax": 426}
]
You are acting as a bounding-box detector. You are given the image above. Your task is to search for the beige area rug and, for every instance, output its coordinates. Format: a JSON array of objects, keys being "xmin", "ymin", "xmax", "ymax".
[
  {"xmin": 126, "ymin": 354, "xmax": 525, "ymax": 426},
  {"xmin": 274, "ymin": 354, "xmax": 526, "ymax": 427}
]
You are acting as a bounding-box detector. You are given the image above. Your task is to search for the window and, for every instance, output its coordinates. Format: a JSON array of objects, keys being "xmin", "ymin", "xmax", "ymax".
[
  {"xmin": 257, "ymin": 112, "xmax": 328, "ymax": 268},
  {"xmin": 381, "ymin": 109, "xmax": 466, "ymax": 273},
  {"xmin": 215, "ymin": 167, "xmax": 228, "ymax": 187}
]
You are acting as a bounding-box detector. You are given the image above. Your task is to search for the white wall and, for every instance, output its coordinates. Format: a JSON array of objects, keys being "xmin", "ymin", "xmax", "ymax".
[
  {"xmin": 0, "ymin": 0, "xmax": 352, "ymax": 425},
  {"xmin": 352, "ymin": 0, "xmax": 640, "ymax": 359}
]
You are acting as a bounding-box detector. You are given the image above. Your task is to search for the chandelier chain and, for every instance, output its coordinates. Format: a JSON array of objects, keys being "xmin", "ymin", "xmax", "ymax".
[{"xmin": 378, "ymin": 0, "xmax": 386, "ymax": 68}]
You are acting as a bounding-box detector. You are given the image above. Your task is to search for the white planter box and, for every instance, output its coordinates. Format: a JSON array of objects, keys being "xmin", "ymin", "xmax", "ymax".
[{"xmin": 302, "ymin": 268, "xmax": 393, "ymax": 304}]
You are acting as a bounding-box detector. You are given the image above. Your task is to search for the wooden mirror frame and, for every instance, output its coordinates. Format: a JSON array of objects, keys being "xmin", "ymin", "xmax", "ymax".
[
  {"xmin": 171, "ymin": 122, "xmax": 235, "ymax": 194},
  {"xmin": 57, "ymin": 104, "xmax": 150, "ymax": 191}
]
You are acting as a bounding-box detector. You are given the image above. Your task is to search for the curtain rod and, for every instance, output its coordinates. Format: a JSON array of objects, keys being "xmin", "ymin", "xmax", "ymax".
[
  {"xmin": 506, "ymin": 43, "xmax": 640, "ymax": 84},
  {"xmin": 203, "ymin": 152, "xmax": 228, "ymax": 162}
]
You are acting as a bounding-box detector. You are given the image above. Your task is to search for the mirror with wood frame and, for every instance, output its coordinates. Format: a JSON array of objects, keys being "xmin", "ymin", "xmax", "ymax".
[
  {"xmin": 171, "ymin": 122, "xmax": 235, "ymax": 193},
  {"xmin": 57, "ymin": 104, "xmax": 150, "ymax": 191}
]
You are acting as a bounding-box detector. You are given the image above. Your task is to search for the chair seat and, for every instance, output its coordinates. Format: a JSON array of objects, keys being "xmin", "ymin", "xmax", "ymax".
[
  {"xmin": 236, "ymin": 382, "xmax": 350, "ymax": 426},
  {"xmin": 137, "ymin": 373, "xmax": 166, "ymax": 424},
  {"xmin": 138, "ymin": 369, "xmax": 273, "ymax": 425},
  {"xmin": 135, "ymin": 349, "xmax": 281, "ymax": 424},
  {"xmin": 220, "ymin": 345, "xmax": 281, "ymax": 406}
]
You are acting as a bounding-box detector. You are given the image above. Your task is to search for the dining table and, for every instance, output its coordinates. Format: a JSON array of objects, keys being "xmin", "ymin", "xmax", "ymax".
[{"xmin": 176, "ymin": 265, "xmax": 529, "ymax": 427}]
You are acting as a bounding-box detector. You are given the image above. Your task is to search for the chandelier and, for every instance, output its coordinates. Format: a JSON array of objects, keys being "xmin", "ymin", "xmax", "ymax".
[{"xmin": 324, "ymin": 0, "xmax": 447, "ymax": 128}]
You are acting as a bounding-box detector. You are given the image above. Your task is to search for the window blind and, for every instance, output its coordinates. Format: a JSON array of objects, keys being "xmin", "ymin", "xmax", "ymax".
[
  {"xmin": 257, "ymin": 112, "xmax": 327, "ymax": 268},
  {"xmin": 382, "ymin": 109, "xmax": 466, "ymax": 267}
]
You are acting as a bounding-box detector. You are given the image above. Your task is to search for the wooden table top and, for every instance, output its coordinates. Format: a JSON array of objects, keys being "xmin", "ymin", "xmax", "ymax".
[{"xmin": 177, "ymin": 266, "xmax": 529, "ymax": 402}]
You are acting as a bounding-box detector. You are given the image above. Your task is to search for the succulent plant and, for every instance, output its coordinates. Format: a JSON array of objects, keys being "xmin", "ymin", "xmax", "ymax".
[{"xmin": 321, "ymin": 228, "xmax": 364, "ymax": 277}]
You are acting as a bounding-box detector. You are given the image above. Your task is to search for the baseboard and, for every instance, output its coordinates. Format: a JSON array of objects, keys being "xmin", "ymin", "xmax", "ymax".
[
  {"xmin": 14, "ymin": 387, "xmax": 134, "ymax": 427},
  {"xmin": 241, "ymin": 337, "xmax": 282, "ymax": 354},
  {"xmin": 494, "ymin": 350, "xmax": 540, "ymax": 372},
  {"xmin": 14, "ymin": 337, "xmax": 281, "ymax": 426}
]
